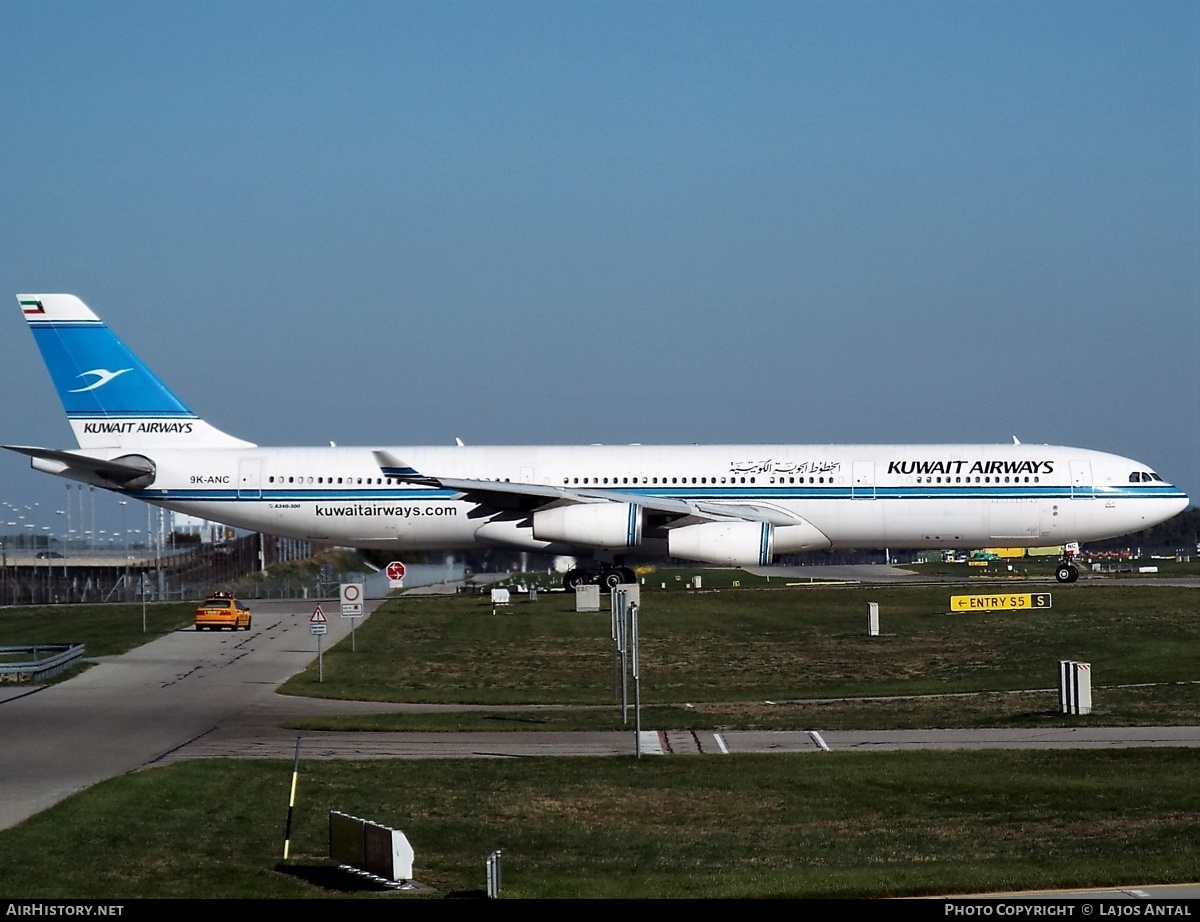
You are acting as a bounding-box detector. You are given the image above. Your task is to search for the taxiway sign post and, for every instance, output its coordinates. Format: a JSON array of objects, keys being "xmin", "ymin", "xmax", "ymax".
[
  {"xmin": 950, "ymin": 593, "xmax": 1053, "ymax": 613},
  {"xmin": 631, "ymin": 601, "xmax": 642, "ymax": 759}
]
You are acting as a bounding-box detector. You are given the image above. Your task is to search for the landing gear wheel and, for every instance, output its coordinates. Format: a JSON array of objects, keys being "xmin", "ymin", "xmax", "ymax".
[
  {"xmin": 619, "ymin": 567, "xmax": 637, "ymax": 585},
  {"xmin": 601, "ymin": 569, "xmax": 624, "ymax": 592},
  {"xmin": 1055, "ymin": 563, "xmax": 1079, "ymax": 584},
  {"xmin": 563, "ymin": 569, "xmax": 588, "ymax": 592}
]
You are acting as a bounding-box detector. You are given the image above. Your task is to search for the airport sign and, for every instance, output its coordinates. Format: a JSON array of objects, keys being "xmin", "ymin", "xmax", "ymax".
[
  {"xmin": 310, "ymin": 604, "xmax": 328, "ymax": 635},
  {"xmin": 341, "ymin": 582, "xmax": 364, "ymax": 617},
  {"xmin": 386, "ymin": 560, "xmax": 406, "ymax": 588},
  {"xmin": 950, "ymin": 593, "xmax": 1052, "ymax": 613}
]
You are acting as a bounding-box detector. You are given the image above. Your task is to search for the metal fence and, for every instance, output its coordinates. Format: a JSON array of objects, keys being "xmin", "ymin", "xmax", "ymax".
[{"xmin": 0, "ymin": 534, "xmax": 319, "ymax": 606}]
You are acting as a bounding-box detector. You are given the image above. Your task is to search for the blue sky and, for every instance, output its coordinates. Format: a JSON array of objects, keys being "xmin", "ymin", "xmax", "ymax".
[{"xmin": 1, "ymin": 1, "xmax": 1197, "ymax": 542}]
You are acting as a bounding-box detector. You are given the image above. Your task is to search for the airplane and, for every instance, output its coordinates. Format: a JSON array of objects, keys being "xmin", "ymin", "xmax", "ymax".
[{"xmin": 7, "ymin": 293, "xmax": 1190, "ymax": 589}]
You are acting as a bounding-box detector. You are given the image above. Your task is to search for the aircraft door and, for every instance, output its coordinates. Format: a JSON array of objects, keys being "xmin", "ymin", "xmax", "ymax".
[
  {"xmin": 238, "ymin": 459, "xmax": 263, "ymax": 499},
  {"xmin": 1069, "ymin": 461, "xmax": 1094, "ymax": 499},
  {"xmin": 852, "ymin": 461, "xmax": 875, "ymax": 499}
]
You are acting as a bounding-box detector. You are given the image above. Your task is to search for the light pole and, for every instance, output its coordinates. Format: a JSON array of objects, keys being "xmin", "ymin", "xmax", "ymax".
[
  {"xmin": 56, "ymin": 511, "xmax": 67, "ymax": 598},
  {"xmin": 41, "ymin": 527, "xmax": 51, "ymax": 602}
]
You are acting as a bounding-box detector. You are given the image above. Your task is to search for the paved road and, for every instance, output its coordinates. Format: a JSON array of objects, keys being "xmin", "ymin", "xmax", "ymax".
[
  {"xmin": 0, "ymin": 598, "xmax": 386, "ymax": 829},
  {"xmin": 160, "ymin": 723, "xmax": 1200, "ymax": 762}
]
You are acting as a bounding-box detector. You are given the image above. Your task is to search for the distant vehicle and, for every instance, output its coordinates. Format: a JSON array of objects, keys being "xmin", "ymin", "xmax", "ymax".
[
  {"xmin": 194, "ymin": 591, "xmax": 251, "ymax": 631},
  {"xmin": 35, "ymin": 551, "xmax": 64, "ymax": 559}
]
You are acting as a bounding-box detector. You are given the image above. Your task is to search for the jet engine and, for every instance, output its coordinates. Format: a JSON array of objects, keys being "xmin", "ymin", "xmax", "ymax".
[
  {"xmin": 532, "ymin": 503, "xmax": 644, "ymax": 549},
  {"xmin": 772, "ymin": 520, "xmax": 831, "ymax": 554},
  {"xmin": 668, "ymin": 521, "xmax": 774, "ymax": 566}
]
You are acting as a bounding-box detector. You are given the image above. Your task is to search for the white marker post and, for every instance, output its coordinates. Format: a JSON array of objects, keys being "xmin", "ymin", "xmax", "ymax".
[{"xmin": 1058, "ymin": 660, "xmax": 1093, "ymax": 715}]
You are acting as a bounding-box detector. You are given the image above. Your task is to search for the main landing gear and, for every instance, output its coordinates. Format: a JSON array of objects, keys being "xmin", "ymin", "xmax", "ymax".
[
  {"xmin": 563, "ymin": 566, "xmax": 637, "ymax": 592},
  {"xmin": 1055, "ymin": 561, "xmax": 1080, "ymax": 584}
]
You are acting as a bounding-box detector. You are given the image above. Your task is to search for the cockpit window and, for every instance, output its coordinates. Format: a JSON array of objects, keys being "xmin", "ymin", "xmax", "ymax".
[
  {"xmin": 1130, "ymin": 472, "xmax": 1141, "ymax": 483},
  {"xmin": 1151, "ymin": 472, "xmax": 1163, "ymax": 482},
  {"xmin": 1130, "ymin": 471, "xmax": 1164, "ymax": 483}
]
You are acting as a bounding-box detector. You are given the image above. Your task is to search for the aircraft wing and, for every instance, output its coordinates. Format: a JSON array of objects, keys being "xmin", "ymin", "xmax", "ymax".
[{"xmin": 373, "ymin": 450, "xmax": 802, "ymax": 527}]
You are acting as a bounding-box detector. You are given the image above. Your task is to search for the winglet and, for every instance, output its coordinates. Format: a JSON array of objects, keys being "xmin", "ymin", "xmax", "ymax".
[{"xmin": 373, "ymin": 450, "xmax": 440, "ymax": 486}]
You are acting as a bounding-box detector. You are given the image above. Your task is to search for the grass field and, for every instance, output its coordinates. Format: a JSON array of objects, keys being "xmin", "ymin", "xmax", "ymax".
[
  {"xmin": 1, "ymin": 749, "xmax": 1197, "ymax": 898},
  {"xmin": 278, "ymin": 583, "xmax": 1200, "ymax": 727},
  {"xmin": 0, "ymin": 602, "xmax": 196, "ymax": 684},
  {"xmin": 3, "ymin": 580, "xmax": 1198, "ymax": 898}
]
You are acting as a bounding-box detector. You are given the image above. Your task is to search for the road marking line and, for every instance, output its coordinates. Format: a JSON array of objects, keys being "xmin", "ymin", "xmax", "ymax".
[
  {"xmin": 713, "ymin": 733, "xmax": 729, "ymax": 754},
  {"xmin": 638, "ymin": 731, "xmax": 664, "ymax": 755},
  {"xmin": 808, "ymin": 730, "xmax": 831, "ymax": 751}
]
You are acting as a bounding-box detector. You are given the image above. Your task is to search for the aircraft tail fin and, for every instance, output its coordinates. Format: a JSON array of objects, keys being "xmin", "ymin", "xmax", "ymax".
[{"xmin": 18, "ymin": 294, "xmax": 255, "ymax": 450}]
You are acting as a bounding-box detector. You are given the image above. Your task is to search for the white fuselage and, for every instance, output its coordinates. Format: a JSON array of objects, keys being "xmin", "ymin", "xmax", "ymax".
[{"xmin": 111, "ymin": 442, "xmax": 1186, "ymax": 556}]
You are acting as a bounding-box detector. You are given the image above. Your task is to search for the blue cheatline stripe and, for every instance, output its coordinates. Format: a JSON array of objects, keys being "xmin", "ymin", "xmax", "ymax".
[
  {"xmin": 128, "ymin": 488, "xmax": 462, "ymax": 502},
  {"xmin": 127, "ymin": 485, "xmax": 1187, "ymax": 505},
  {"xmin": 357, "ymin": 473, "xmax": 1185, "ymax": 504}
]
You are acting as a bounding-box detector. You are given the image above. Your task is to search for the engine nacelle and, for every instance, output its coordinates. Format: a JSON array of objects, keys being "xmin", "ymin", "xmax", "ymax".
[
  {"xmin": 532, "ymin": 503, "xmax": 644, "ymax": 549},
  {"xmin": 668, "ymin": 521, "xmax": 774, "ymax": 567},
  {"xmin": 772, "ymin": 520, "xmax": 831, "ymax": 554}
]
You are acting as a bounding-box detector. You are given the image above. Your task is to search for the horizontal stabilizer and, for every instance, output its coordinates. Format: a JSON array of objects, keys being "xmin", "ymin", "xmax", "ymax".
[{"xmin": 4, "ymin": 445, "xmax": 156, "ymax": 488}]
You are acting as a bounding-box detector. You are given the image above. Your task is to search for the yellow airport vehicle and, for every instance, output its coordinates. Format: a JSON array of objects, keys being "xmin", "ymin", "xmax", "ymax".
[{"xmin": 195, "ymin": 591, "xmax": 252, "ymax": 631}]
